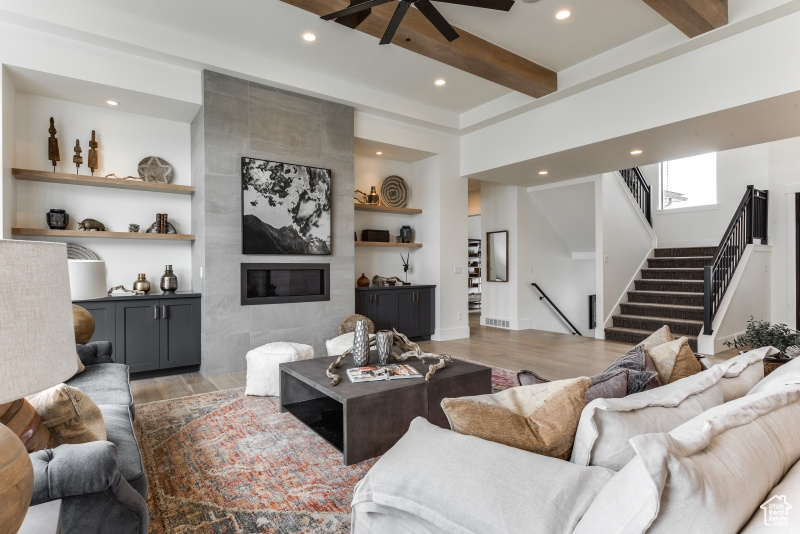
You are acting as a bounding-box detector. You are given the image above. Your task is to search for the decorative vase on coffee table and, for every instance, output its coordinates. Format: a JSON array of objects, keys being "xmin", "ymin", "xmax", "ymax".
[
  {"xmin": 352, "ymin": 319, "xmax": 370, "ymax": 366},
  {"xmin": 376, "ymin": 330, "xmax": 393, "ymax": 366}
]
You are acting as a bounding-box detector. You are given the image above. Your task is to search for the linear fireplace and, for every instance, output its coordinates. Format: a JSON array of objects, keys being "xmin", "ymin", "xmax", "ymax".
[{"xmin": 241, "ymin": 263, "xmax": 330, "ymax": 305}]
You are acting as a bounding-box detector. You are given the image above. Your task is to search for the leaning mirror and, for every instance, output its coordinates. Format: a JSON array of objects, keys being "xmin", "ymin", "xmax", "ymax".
[{"xmin": 486, "ymin": 230, "xmax": 508, "ymax": 282}]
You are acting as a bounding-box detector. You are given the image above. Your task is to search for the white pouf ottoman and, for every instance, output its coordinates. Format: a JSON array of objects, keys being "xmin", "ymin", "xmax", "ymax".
[
  {"xmin": 245, "ymin": 342, "xmax": 314, "ymax": 397},
  {"xmin": 326, "ymin": 332, "xmax": 376, "ymax": 357}
]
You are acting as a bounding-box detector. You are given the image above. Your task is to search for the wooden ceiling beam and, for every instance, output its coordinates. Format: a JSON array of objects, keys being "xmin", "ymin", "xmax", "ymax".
[
  {"xmin": 280, "ymin": 0, "xmax": 557, "ymax": 98},
  {"xmin": 641, "ymin": 0, "xmax": 728, "ymax": 38}
]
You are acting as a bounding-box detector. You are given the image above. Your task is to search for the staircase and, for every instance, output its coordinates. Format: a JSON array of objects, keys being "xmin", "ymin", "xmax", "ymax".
[{"xmin": 605, "ymin": 246, "xmax": 717, "ymax": 351}]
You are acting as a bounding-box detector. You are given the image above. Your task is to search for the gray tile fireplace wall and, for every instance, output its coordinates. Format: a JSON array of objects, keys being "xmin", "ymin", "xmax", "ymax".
[{"xmin": 192, "ymin": 70, "xmax": 355, "ymax": 376}]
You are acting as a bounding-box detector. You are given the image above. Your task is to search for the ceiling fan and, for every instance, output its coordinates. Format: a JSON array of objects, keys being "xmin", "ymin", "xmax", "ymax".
[{"xmin": 321, "ymin": 0, "xmax": 514, "ymax": 45}]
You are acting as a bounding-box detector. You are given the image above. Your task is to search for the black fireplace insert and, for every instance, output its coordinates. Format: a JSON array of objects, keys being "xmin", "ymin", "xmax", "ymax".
[{"xmin": 241, "ymin": 263, "xmax": 330, "ymax": 305}]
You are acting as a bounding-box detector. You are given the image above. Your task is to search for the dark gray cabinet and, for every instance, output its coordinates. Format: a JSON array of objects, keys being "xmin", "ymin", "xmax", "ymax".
[
  {"xmin": 355, "ymin": 285, "xmax": 435, "ymax": 340},
  {"xmin": 74, "ymin": 293, "xmax": 201, "ymax": 373}
]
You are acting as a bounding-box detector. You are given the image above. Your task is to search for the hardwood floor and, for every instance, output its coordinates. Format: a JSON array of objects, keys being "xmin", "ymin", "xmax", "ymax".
[{"xmin": 131, "ymin": 314, "xmax": 739, "ymax": 405}]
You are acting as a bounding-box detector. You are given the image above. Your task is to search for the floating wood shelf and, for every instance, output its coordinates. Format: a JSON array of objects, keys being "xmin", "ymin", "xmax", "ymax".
[
  {"xmin": 12, "ymin": 168, "xmax": 195, "ymax": 195},
  {"xmin": 355, "ymin": 241, "xmax": 422, "ymax": 248},
  {"xmin": 12, "ymin": 228, "xmax": 195, "ymax": 241},
  {"xmin": 354, "ymin": 203, "xmax": 422, "ymax": 215}
]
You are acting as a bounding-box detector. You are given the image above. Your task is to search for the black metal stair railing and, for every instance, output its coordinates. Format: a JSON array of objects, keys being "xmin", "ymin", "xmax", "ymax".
[
  {"xmin": 531, "ymin": 283, "xmax": 581, "ymax": 336},
  {"xmin": 703, "ymin": 186, "xmax": 769, "ymax": 334},
  {"xmin": 619, "ymin": 167, "xmax": 652, "ymax": 226}
]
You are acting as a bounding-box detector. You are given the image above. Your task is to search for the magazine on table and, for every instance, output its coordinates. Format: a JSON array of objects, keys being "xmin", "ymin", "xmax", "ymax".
[{"xmin": 347, "ymin": 364, "xmax": 423, "ymax": 383}]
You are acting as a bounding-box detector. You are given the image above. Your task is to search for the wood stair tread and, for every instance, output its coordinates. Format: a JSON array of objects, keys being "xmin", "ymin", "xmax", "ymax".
[
  {"xmin": 604, "ymin": 326, "xmax": 698, "ymax": 341},
  {"xmin": 621, "ymin": 302, "xmax": 703, "ymax": 311},
  {"xmin": 629, "ymin": 290, "xmax": 704, "ymax": 296},
  {"xmin": 614, "ymin": 314, "xmax": 703, "ymax": 326}
]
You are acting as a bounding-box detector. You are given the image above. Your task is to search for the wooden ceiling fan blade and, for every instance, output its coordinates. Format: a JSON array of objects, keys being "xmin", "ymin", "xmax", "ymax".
[
  {"xmin": 322, "ymin": 0, "xmax": 393, "ymax": 21},
  {"xmin": 432, "ymin": 0, "xmax": 514, "ymax": 12},
  {"xmin": 336, "ymin": 9, "xmax": 372, "ymax": 29},
  {"xmin": 415, "ymin": 0, "xmax": 460, "ymax": 42},
  {"xmin": 380, "ymin": 1, "xmax": 411, "ymax": 44}
]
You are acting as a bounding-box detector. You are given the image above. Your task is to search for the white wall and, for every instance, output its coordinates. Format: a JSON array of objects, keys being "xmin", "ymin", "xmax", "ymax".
[
  {"xmin": 467, "ymin": 215, "xmax": 480, "ymax": 239},
  {"xmin": 601, "ymin": 172, "xmax": 656, "ymax": 327},
  {"xmin": 480, "ymin": 182, "xmax": 519, "ymax": 327},
  {"xmin": 528, "ymin": 179, "xmax": 596, "ymax": 253},
  {"xmin": 1, "ymin": 67, "xmax": 15, "ymax": 239},
  {"xmin": 13, "ymin": 93, "xmax": 192, "ymax": 291}
]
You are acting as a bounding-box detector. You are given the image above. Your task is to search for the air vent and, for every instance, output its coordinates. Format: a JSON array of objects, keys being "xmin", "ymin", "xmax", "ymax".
[{"xmin": 485, "ymin": 317, "xmax": 510, "ymax": 329}]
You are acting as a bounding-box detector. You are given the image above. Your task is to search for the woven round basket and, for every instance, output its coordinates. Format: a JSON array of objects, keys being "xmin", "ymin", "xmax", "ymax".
[
  {"xmin": 138, "ymin": 156, "xmax": 174, "ymax": 184},
  {"xmin": 380, "ymin": 175, "xmax": 409, "ymax": 208},
  {"xmin": 67, "ymin": 243, "xmax": 100, "ymax": 260},
  {"xmin": 339, "ymin": 314, "xmax": 375, "ymax": 335}
]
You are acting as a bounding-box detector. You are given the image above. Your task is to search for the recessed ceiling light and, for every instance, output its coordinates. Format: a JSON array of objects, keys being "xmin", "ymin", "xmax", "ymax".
[
  {"xmin": 302, "ymin": 32, "xmax": 317, "ymax": 42},
  {"xmin": 376, "ymin": 152, "xmax": 383, "ymax": 155},
  {"xmin": 106, "ymin": 100, "xmax": 119, "ymax": 106},
  {"xmin": 539, "ymin": 170, "xmax": 548, "ymax": 175},
  {"xmin": 631, "ymin": 149, "xmax": 643, "ymax": 155},
  {"xmin": 555, "ymin": 9, "xmax": 571, "ymax": 20},
  {"xmin": 434, "ymin": 79, "xmax": 446, "ymax": 86}
]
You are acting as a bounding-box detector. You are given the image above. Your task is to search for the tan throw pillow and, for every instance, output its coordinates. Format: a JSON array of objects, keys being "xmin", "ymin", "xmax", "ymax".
[
  {"xmin": 441, "ymin": 377, "xmax": 591, "ymax": 459},
  {"xmin": 646, "ymin": 337, "xmax": 702, "ymax": 384},
  {"xmin": 75, "ymin": 354, "xmax": 85, "ymax": 374},
  {"xmin": 637, "ymin": 325, "xmax": 674, "ymax": 349},
  {"xmin": 27, "ymin": 384, "xmax": 106, "ymax": 446}
]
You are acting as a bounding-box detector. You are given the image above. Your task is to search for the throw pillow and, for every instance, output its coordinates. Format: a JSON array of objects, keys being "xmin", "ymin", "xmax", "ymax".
[
  {"xmin": 441, "ymin": 377, "xmax": 591, "ymax": 459},
  {"xmin": 645, "ymin": 337, "xmax": 702, "ymax": 384},
  {"xmin": 27, "ymin": 384, "xmax": 106, "ymax": 445},
  {"xmin": 603, "ymin": 346, "xmax": 662, "ymax": 395},
  {"xmin": 713, "ymin": 346, "xmax": 775, "ymax": 401},
  {"xmin": 574, "ymin": 387, "xmax": 800, "ymax": 534},
  {"xmin": 75, "ymin": 354, "xmax": 85, "ymax": 374},
  {"xmin": 517, "ymin": 367, "xmax": 658, "ymax": 403},
  {"xmin": 637, "ymin": 325, "xmax": 674, "ymax": 349},
  {"xmin": 748, "ymin": 351, "xmax": 800, "ymax": 395}
]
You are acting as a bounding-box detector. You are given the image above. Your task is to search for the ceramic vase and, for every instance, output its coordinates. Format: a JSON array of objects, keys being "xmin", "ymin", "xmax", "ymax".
[
  {"xmin": 366, "ymin": 186, "xmax": 379, "ymax": 205},
  {"xmin": 400, "ymin": 225, "xmax": 412, "ymax": 243},
  {"xmin": 133, "ymin": 273, "xmax": 151, "ymax": 294},
  {"xmin": 160, "ymin": 265, "xmax": 178, "ymax": 294},
  {"xmin": 352, "ymin": 319, "xmax": 370, "ymax": 367},
  {"xmin": 357, "ymin": 273, "xmax": 370, "ymax": 287},
  {"xmin": 376, "ymin": 330, "xmax": 393, "ymax": 366},
  {"xmin": 46, "ymin": 209, "xmax": 69, "ymax": 230}
]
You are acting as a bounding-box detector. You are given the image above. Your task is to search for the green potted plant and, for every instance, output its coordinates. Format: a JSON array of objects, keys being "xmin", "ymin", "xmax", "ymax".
[{"xmin": 724, "ymin": 316, "xmax": 800, "ymax": 358}]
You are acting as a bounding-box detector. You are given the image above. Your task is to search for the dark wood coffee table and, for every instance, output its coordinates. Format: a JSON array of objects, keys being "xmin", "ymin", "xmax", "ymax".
[{"xmin": 280, "ymin": 355, "xmax": 491, "ymax": 465}]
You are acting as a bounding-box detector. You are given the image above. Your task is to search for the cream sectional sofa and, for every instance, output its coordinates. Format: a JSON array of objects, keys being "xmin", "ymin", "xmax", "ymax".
[{"xmin": 352, "ymin": 347, "xmax": 800, "ymax": 533}]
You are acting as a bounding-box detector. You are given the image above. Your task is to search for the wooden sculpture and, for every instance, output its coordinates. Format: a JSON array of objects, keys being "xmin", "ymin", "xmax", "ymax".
[
  {"xmin": 88, "ymin": 130, "xmax": 98, "ymax": 176},
  {"xmin": 326, "ymin": 328, "xmax": 452, "ymax": 386},
  {"xmin": 73, "ymin": 140, "xmax": 83, "ymax": 174},
  {"xmin": 48, "ymin": 117, "xmax": 60, "ymax": 171}
]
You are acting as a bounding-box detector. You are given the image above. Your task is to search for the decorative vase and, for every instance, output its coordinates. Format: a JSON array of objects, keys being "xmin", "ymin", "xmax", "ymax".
[
  {"xmin": 133, "ymin": 273, "xmax": 151, "ymax": 294},
  {"xmin": 352, "ymin": 319, "xmax": 370, "ymax": 367},
  {"xmin": 400, "ymin": 226, "xmax": 412, "ymax": 243},
  {"xmin": 160, "ymin": 265, "xmax": 178, "ymax": 294},
  {"xmin": 357, "ymin": 273, "xmax": 370, "ymax": 287},
  {"xmin": 366, "ymin": 186, "xmax": 379, "ymax": 205},
  {"xmin": 46, "ymin": 209, "xmax": 69, "ymax": 230},
  {"xmin": 376, "ymin": 330, "xmax": 393, "ymax": 366}
]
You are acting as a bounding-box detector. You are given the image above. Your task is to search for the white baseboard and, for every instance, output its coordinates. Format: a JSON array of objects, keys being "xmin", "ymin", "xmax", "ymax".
[{"xmin": 432, "ymin": 326, "xmax": 470, "ymax": 341}]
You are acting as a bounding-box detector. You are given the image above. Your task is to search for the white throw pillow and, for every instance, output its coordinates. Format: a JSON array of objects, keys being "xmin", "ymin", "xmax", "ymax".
[
  {"xmin": 325, "ymin": 332, "xmax": 376, "ymax": 357},
  {"xmin": 570, "ymin": 362, "xmax": 728, "ymax": 471},
  {"xmin": 748, "ymin": 354, "xmax": 800, "ymax": 395},
  {"xmin": 574, "ymin": 387, "xmax": 800, "ymax": 534},
  {"xmin": 715, "ymin": 346, "xmax": 776, "ymax": 401}
]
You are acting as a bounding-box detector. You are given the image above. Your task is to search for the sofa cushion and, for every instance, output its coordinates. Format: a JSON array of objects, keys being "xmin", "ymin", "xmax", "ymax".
[
  {"xmin": 603, "ymin": 346, "xmax": 662, "ymax": 395},
  {"xmin": 574, "ymin": 387, "xmax": 800, "ymax": 534},
  {"xmin": 645, "ymin": 337, "xmax": 702, "ymax": 384},
  {"xmin": 741, "ymin": 458, "xmax": 800, "ymax": 533},
  {"xmin": 715, "ymin": 346, "xmax": 776, "ymax": 400},
  {"xmin": 27, "ymin": 384, "xmax": 106, "ymax": 446},
  {"xmin": 441, "ymin": 377, "xmax": 591, "ymax": 459},
  {"xmin": 66, "ymin": 363, "xmax": 134, "ymax": 419},
  {"xmin": 352, "ymin": 418, "xmax": 614, "ymax": 534},
  {"xmin": 99, "ymin": 404, "xmax": 147, "ymax": 499},
  {"xmin": 748, "ymin": 352, "xmax": 800, "ymax": 395},
  {"xmin": 517, "ymin": 367, "xmax": 657, "ymax": 403},
  {"xmin": 637, "ymin": 325, "xmax": 674, "ymax": 349},
  {"xmin": 570, "ymin": 362, "xmax": 728, "ymax": 470}
]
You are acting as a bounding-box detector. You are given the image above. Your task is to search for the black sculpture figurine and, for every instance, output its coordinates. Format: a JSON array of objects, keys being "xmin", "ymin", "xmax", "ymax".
[{"xmin": 400, "ymin": 252, "xmax": 410, "ymax": 284}]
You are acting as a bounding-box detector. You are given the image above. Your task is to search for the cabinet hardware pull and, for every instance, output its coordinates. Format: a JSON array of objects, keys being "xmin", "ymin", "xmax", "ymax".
[
  {"xmin": 153, "ymin": 306, "xmax": 158, "ymax": 320},
  {"xmin": 162, "ymin": 305, "xmax": 168, "ymax": 319}
]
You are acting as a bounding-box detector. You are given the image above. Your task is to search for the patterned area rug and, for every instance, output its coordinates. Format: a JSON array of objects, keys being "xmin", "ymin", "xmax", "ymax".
[{"xmin": 136, "ymin": 362, "xmax": 516, "ymax": 534}]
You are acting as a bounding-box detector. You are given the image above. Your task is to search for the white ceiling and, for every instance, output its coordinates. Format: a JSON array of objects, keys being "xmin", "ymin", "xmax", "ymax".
[
  {"xmin": 0, "ymin": 0, "xmax": 673, "ymax": 115},
  {"xmin": 355, "ymin": 137, "xmax": 436, "ymax": 162}
]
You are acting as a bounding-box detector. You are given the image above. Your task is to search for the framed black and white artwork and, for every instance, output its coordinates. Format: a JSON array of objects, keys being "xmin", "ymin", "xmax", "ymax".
[{"xmin": 241, "ymin": 157, "xmax": 332, "ymax": 255}]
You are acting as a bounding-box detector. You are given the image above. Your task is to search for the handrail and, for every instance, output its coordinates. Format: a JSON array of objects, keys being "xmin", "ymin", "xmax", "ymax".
[
  {"xmin": 703, "ymin": 185, "xmax": 769, "ymax": 334},
  {"xmin": 618, "ymin": 168, "xmax": 652, "ymax": 226},
  {"xmin": 531, "ymin": 283, "xmax": 581, "ymax": 336}
]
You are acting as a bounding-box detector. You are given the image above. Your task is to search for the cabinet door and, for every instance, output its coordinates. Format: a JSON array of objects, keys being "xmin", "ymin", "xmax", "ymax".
[
  {"xmin": 416, "ymin": 288, "xmax": 435, "ymax": 337},
  {"xmin": 116, "ymin": 301, "xmax": 161, "ymax": 373},
  {"xmin": 159, "ymin": 298, "xmax": 201, "ymax": 369},
  {"xmin": 75, "ymin": 301, "xmax": 117, "ymax": 358},
  {"xmin": 395, "ymin": 290, "xmax": 417, "ymax": 337},
  {"xmin": 354, "ymin": 291, "xmax": 373, "ymax": 320},
  {"xmin": 372, "ymin": 291, "xmax": 398, "ymax": 332}
]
